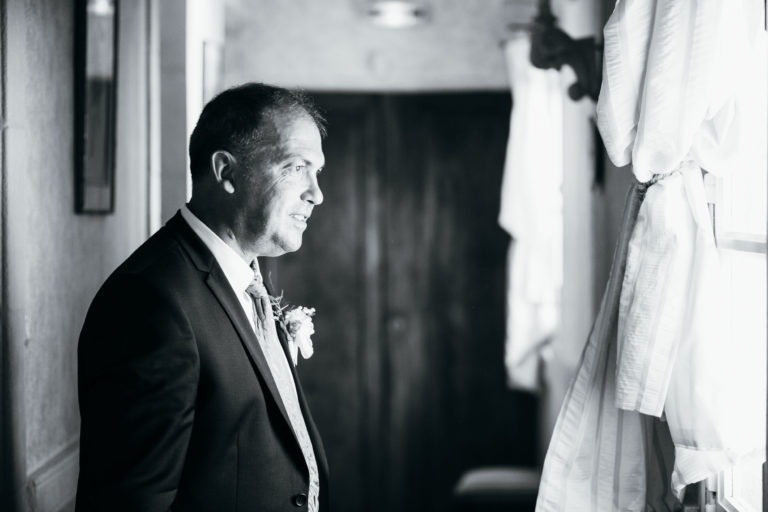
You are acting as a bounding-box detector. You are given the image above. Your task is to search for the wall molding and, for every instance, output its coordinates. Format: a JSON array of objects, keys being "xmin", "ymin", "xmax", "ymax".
[{"xmin": 26, "ymin": 439, "xmax": 79, "ymax": 512}]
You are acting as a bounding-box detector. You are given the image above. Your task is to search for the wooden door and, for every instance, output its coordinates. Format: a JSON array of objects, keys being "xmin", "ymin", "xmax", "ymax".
[{"xmin": 265, "ymin": 93, "xmax": 538, "ymax": 512}]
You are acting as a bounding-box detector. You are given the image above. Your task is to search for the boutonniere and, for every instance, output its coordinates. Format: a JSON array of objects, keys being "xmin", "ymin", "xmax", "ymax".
[{"xmin": 270, "ymin": 294, "xmax": 316, "ymax": 366}]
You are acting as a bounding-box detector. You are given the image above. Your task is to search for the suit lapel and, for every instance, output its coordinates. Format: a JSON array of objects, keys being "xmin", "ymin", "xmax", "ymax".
[
  {"xmin": 204, "ymin": 270, "xmax": 296, "ymax": 433},
  {"xmin": 166, "ymin": 213, "xmax": 296, "ymax": 440},
  {"xmin": 168, "ymin": 211, "xmax": 327, "ymax": 478}
]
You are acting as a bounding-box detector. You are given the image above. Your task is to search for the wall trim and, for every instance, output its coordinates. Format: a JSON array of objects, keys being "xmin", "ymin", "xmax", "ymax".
[
  {"xmin": 26, "ymin": 439, "xmax": 79, "ymax": 512},
  {"xmin": 0, "ymin": 1, "xmax": 24, "ymax": 510},
  {"xmin": 0, "ymin": 0, "xmax": 8, "ymax": 504}
]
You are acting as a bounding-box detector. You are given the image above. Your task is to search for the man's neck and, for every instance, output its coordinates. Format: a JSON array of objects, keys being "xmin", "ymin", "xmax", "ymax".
[{"xmin": 186, "ymin": 202, "xmax": 254, "ymax": 265}]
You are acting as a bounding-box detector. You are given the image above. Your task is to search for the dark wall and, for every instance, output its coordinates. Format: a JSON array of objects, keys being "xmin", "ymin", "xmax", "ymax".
[{"xmin": 265, "ymin": 93, "xmax": 538, "ymax": 512}]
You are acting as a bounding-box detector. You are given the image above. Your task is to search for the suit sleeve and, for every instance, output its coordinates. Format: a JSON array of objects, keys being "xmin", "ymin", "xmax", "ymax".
[{"xmin": 77, "ymin": 273, "xmax": 199, "ymax": 512}]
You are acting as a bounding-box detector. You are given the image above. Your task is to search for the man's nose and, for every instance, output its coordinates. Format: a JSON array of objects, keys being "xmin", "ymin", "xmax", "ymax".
[{"xmin": 302, "ymin": 174, "xmax": 324, "ymax": 206}]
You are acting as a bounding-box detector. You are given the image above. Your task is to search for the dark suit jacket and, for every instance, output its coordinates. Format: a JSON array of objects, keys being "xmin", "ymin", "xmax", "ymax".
[{"xmin": 76, "ymin": 212, "xmax": 329, "ymax": 512}]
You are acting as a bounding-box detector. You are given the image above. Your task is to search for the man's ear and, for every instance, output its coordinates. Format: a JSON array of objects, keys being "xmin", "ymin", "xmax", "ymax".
[{"xmin": 211, "ymin": 150, "xmax": 236, "ymax": 193}]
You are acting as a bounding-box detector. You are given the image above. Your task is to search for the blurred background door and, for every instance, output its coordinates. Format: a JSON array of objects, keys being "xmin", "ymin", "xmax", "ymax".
[{"xmin": 264, "ymin": 92, "xmax": 539, "ymax": 512}]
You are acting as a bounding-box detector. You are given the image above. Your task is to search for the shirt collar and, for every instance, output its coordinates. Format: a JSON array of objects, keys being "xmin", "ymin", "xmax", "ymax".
[{"xmin": 180, "ymin": 205, "xmax": 256, "ymax": 294}]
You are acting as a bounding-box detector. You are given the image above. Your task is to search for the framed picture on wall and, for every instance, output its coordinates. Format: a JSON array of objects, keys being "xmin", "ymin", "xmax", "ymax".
[{"xmin": 74, "ymin": 0, "xmax": 119, "ymax": 214}]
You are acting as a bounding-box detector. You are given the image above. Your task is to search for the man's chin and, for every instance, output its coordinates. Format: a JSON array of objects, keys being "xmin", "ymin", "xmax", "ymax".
[
  {"xmin": 256, "ymin": 232, "xmax": 303, "ymax": 257},
  {"xmin": 276, "ymin": 236, "xmax": 303, "ymax": 255}
]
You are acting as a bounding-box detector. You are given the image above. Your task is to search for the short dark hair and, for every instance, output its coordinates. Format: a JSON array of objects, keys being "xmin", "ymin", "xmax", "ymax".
[{"xmin": 188, "ymin": 83, "xmax": 326, "ymax": 181}]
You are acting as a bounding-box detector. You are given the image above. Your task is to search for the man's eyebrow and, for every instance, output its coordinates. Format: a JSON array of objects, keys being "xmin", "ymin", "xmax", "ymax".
[{"xmin": 282, "ymin": 155, "xmax": 322, "ymax": 167}]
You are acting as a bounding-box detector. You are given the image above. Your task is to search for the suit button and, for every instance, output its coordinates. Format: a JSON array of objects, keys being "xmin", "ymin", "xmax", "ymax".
[{"xmin": 293, "ymin": 493, "xmax": 308, "ymax": 507}]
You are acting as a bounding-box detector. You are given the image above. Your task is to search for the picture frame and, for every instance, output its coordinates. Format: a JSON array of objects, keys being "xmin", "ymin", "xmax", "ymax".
[{"xmin": 74, "ymin": 0, "xmax": 119, "ymax": 214}]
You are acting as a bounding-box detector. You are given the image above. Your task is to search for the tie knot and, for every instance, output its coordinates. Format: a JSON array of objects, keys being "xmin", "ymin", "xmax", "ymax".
[
  {"xmin": 247, "ymin": 266, "xmax": 267, "ymax": 298},
  {"xmin": 246, "ymin": 274, "xmax": 267, "ymax": 297}
]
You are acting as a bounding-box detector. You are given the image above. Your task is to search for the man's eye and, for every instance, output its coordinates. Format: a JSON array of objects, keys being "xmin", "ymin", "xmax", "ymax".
[{"xmin": 292, "ymin": 164, "xmax": 305, "ymax": 173}]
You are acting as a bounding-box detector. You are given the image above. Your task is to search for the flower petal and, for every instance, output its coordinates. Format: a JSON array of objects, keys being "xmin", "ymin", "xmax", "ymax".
[{"xmin": 297, "ymin": 334, "xmax": 314, "ymax": 359}]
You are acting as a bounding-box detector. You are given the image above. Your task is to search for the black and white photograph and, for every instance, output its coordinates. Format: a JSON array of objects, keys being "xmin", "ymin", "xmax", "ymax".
[{"xmin": 0, "ymin": 0, "xmax": 766, "ymax": 511}]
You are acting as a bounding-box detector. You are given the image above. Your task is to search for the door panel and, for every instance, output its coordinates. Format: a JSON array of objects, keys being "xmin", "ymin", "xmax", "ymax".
[{"xmin": 268, "ymin": 93, "xmax": 537, "ymax": 512}]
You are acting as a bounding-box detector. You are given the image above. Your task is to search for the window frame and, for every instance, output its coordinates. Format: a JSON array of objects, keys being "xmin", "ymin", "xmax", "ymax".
[{"xmin": 703, "ymin": 146, "xmax": 767, "ymax": 512}]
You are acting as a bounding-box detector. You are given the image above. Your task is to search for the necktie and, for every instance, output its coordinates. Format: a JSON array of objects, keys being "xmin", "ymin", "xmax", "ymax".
[{"xmin": 246, "ymin": 271, "xmax": 320, "ymax": 511}]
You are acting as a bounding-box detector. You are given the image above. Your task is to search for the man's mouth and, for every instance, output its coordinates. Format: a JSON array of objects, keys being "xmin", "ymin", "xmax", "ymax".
[{"xmin": 290, "ymin": 214, "xmax": 309, "ymax": 223}]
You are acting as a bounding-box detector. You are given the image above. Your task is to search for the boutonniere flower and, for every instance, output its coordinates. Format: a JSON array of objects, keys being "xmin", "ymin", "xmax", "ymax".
[{"xmin": 270, "ymin": 294, "xmax": 316, "ymax": 366}]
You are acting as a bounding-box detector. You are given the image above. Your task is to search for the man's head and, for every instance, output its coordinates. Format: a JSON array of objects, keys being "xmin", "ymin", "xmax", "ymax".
[{"xmin": 188, "ymin": 83, "xmax": 326, "ymax": 259}]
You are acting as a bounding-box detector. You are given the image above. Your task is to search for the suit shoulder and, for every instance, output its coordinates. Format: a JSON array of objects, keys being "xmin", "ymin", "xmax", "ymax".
[{"xmin": 91, "ymin": 222, "xmax": 209, "ymax": 309}]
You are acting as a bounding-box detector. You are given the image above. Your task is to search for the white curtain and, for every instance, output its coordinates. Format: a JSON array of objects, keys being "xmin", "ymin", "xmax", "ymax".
[
  {"xmin": 536, "ymin": 182, "xmax": 651, "ymax": 512},
  {"xmin": 537, "ymin": 1, "xmax": 766, "ymax": 509},
  {"xmin": 499, "ymin": 35, "xmax": 563, "ymax": 391}
]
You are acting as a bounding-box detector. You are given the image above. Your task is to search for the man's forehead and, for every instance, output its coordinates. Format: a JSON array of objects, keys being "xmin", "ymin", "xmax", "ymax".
[
  {"xmin": 275, "ymin": 113, "xmax": 322, "ymax": 146},
  {"xmin": 251, "ymin": 111, "xmax": 324, "ymax": 163}
]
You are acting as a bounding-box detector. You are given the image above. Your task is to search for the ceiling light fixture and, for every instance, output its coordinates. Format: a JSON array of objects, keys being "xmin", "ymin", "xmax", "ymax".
[{"xmin": 367, "ymin": 0, "xmax": 429, "ymax": 29}]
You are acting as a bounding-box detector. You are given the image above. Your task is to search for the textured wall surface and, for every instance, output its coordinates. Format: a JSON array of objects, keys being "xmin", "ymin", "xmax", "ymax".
[
  {"xmin": 224, "ymin": 0, "xmax": 537, "ymax": 91},
  {"xmin": 4, "ymin": 0, "xmax": 150, "ymax": 509}
]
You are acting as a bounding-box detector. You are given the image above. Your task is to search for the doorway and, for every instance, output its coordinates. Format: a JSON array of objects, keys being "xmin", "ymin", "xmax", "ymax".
[{"xmin": 265, "ymin": 92, "xmax": 539, "ymax": 512}]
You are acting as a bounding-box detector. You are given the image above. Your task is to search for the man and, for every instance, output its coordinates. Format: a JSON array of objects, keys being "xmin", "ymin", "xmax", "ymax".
[{"xmin": 76, "ymin": 83, "xmax": 329, "ymax": 512}]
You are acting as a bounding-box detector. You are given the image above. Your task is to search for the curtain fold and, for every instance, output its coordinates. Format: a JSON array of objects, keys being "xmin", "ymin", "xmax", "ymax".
[
  {"xmin": 536, "ymin": 182, "xmax": 649, "ymax": 512},
  {"xmin": 600, "ymin": 0, "xmax": 766, "ymax": 493},
  {"xmin": 499, "ymin": 35, "xmax": 563, "ymax": 391},
  {"xmin": 597, "ymin": 1, "xmax": 759, "ymax": 181},
  {"xmin": 538, "ymin": 0, "xmax": 766, "ymax": 509}
]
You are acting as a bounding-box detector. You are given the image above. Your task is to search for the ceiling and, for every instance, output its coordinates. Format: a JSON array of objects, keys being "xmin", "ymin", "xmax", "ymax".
[{"xmin": 224, "ymin": 0, "xmax": 538, "ymax": 91}]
